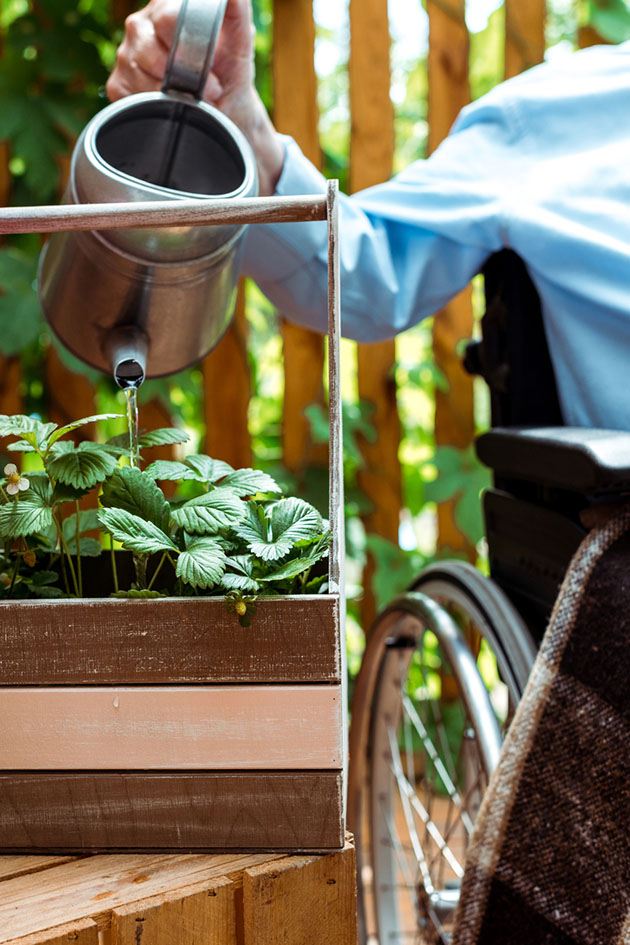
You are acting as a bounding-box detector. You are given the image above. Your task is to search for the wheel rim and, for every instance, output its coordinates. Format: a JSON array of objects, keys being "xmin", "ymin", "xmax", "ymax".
[{"xmin": 364, "ymin": 595, "xmax": 503, "ymax": 945}]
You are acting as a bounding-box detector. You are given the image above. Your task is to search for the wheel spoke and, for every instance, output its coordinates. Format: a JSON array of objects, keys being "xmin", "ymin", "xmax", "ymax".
[
  {"xmin": 402, "ymin": 694, "xmax": 474, "ymax": 835},
  {"xmin": 387, "ymin": 725, "xmax": 465, "ymax": 880}
]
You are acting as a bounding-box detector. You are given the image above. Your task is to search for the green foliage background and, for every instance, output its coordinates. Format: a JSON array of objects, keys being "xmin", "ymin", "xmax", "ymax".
[{"xmin": 0, "ymin": 0, "xmax": 628, "ymax": 646}]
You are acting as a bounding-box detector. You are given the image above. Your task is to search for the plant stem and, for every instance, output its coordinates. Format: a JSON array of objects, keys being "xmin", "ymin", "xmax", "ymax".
[
  {"xmin": 110, "ymin": 534, "xmax": 119, "ymax": 594},
  {"xmin": 147, "ymin": 551, "xmax": 167, "ymax": 591},
  {"xmin": 74, "ymin": 501, "xmax": 83, "ymax": 598},
  {"xmin": 7, "ymin": 552, "xmax": 20, "ymax": 596},
  {"xmin": 55, "ymin": 515, "xmax": 79, "ymax": 597}
]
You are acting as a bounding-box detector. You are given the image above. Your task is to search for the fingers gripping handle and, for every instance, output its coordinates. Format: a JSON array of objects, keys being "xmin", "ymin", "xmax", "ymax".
[{"xmin": 163, "ymin": 0, "xmax": 228, "ymax": 99}]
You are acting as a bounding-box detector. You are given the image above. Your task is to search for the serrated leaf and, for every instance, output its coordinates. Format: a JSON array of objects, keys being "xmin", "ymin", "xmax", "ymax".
[
  {"xmin": 220, "ymin": 467, "xmax": 282, "ymax": 497},
  {"xmin": 176, "ymin": 537, "xmax": 227, "ymax": 589},
  {"xmin": 112, "ymin": 589, "xmax": 167, "ymax": 599},
  {"xmin": 185, "ymin": 455, "xmax": 234, "ymax": 483},
  {"xmin": 221, "ymin": 554, "xmax": 261, "ymax": 593},
  {"xmin": 138, "ymin": 428, "xmax": 190, "ymax": 448},
  {"xmin": 47, "ymin": 413, "xmax": 123, "ymax": 447},
  {"xmin": 25, "ymin": 474, "xmax": 53, "ymax": 506},
  {"xmin": 0, "ymin": 415, "xmax": 57, "ymax": 447},
  {"xmin": 47, "ymin": 444, "xmax": 117, "ymax": 489},
  {"xmin": 101, "ymin": 467, "xmax": 171, "ymax": 531},
  {"xmin": 258, "ymin": 548, "xmax": 329, "ymax": 583},
  {"xmin": 221, "ymin": 572, "xmax": 261, "ymax": 593},
  {"xmin": 235, "ymin": 498, "xmax": 323, "ymax": 562},
  {"xmin": 144, "ymin": 460, "xmax": 198, "ymax": 481},
  {"xmin": 171, "ymin": 487, "xmax": 246, "ymax": 534},
  {"xmin": 0, "ymin": 500, "xmax": 54, "ymax": 538},
  {"xmin": 97, "ymin": 508, "xmax": 177, "ymax": 555},
  {"xmin": 6, "ymin": 440, "xmax": 36, "ymax": 453}
]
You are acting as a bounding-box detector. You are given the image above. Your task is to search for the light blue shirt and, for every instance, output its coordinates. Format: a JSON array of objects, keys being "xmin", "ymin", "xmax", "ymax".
[{"xmin": 243, "ymin": 42, "xmax": 630, "ymax": 430}]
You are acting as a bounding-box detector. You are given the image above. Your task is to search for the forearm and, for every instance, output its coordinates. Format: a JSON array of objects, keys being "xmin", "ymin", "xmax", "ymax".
[{"xmin": 243, "ymin": 137, "xmax": 492, "ymax": 342}]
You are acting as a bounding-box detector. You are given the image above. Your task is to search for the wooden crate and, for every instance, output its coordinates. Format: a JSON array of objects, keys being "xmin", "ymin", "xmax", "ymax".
[
  {"xmin": 0, "ymin": 187, "xmax": 346, "ymax": 854},
  {"xmin": 0, "ymin": 837, "xmax": 358, "ymax": 944}
]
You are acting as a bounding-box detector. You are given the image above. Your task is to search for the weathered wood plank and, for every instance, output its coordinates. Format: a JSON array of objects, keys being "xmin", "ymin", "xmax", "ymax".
[
  {"xmin": 242, "ymin": 837, "xmax": 357, "ymax": 945},
  {"xmin": 427, "ymin": 0, "xmax": 475, "ymax": 557},
  {"xmin": 0, "ymin": 596, "xmax": 340, "ymax": 684},
  {"xmin": 111, "ymin": 876, "xmax": 236, "ymax": 945},
  {"xmin": 0, "ymin": 773, "xmax": 344, "ymax": 853},
  {"xmin": 349, "ymin": 0, "xmax": 402, "ymax": 629},
  {"xmin": 0, "ymin": 852, "xmax": 281, "ymax": 943},
  {"xmin": 273, "ymin": 0, "xmax": 326, "ymax": 475},
  {"xmin": 505, "ymin": 0, "xmax": 546, "ymax": 78},
  {"xmin": 202, "ymin": 284, "xmax": 252, "ymax": 469},
  {"xmin": 0, "ymin": 857, "xmax": 78, "ymax": 883},
  {"xmin": 0, "ymin": 195, "xmax": 328, "ymax": 235},
  {"xmin": 5, "ymin": 919, "xmax": 99, "ymax": 945},
  {"xmin": 0, "ymin": 685, "xmax": 342, "ymax": 771}
]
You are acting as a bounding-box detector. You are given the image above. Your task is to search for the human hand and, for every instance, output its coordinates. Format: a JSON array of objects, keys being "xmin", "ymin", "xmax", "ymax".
[{"xmin": 107, "ymin": 0, "xmax": 284, "ymax": 195}]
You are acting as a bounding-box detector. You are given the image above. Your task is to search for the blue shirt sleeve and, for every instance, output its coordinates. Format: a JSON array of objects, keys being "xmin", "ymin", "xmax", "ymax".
[{"xmin": 242, "ymin": 91, "xmax": 521, "ymax": 341}]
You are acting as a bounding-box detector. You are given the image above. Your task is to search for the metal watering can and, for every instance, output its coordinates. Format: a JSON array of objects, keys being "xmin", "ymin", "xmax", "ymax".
[{"xmin": 39, "ymin": 0, "xmax": 258, "ymax": 386}]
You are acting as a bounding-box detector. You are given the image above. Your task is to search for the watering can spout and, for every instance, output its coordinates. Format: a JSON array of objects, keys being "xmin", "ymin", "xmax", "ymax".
[{"xmin": 108, "ymin": 328, "xmax": 149, "ymax": 389}]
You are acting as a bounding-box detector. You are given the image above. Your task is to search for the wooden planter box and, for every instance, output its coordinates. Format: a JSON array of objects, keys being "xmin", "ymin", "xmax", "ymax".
[{"xmin": 0, "ymin": 187, "xmax": 347, "ymax": 854}]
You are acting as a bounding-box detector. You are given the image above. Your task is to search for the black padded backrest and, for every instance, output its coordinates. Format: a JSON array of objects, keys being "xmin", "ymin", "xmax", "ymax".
[{"xmin": 479, "ymin": 250, "xmax": 564, "ymax": 428}]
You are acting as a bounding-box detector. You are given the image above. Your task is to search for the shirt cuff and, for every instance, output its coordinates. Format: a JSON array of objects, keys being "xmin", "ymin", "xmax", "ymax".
[{"xmin": 242, "ymin": 136, "xmax": 329, "ymax": 284}]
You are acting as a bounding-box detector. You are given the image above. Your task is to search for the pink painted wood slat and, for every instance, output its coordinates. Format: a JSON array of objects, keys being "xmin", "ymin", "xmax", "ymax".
[{"xmin": 0, "ymin": 687, "xmax": 342, "ymax": 771}]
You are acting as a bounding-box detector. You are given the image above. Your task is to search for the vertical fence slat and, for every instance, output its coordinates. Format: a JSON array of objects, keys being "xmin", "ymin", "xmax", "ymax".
[
  {"xmin": 273, "ymin": 0, "xmax": 326, "ymax": 474},
  {"xmin": 203, "ymin": 285, "xmax": 252, "ymax": 466},
  {"xmin": 427, "ymin": 0, "xmax": 475, "ymax": 557},
  {"xmin": 349, "ymin": 0, "xmax": 402, "ymax": 628},
  {"xmin": 505, "ymin": 0, "xmax": 546, "ymax": 78}
]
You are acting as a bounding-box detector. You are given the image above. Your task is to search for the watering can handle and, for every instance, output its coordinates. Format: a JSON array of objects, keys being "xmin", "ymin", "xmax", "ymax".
[{"xmin": 162, "ymin": 0, "xmax": 228, "ymax": 99}]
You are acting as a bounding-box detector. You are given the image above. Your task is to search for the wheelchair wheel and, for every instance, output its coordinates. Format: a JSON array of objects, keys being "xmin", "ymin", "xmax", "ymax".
[{"xmin": 349, "ymin": 563, "xmax": 536, "ymax": 944}]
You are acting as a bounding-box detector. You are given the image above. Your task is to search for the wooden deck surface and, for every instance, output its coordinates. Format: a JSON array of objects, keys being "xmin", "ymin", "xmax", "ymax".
[{"xmin": 0, "ymin": 838, "xmax": 357, "ymax": 944}]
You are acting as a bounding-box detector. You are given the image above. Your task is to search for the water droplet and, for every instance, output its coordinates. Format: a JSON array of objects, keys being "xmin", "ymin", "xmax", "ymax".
[{"xmin": 113, "ymin": 696, "xmax": 120, "ymax": 709}]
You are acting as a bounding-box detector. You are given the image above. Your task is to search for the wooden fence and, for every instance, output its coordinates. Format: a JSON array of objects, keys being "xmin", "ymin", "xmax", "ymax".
[{"xmin": 0, "ymin": 2, "xmax": 602, "ymax": 626}]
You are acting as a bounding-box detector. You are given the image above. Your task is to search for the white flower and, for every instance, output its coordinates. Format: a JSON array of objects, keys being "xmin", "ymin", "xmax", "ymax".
[{"xmin": 4, "ymin": 463, "xmax": 29, "ymax": 496}]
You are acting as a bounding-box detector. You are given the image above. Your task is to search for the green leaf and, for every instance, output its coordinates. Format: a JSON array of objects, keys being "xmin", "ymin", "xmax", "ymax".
[
  {"xmin": 6, "ymin": 440, "xmax": 36, "ymax": 453},
  {"xmin": 0, "ymin": 500, "xmax": 54, "ymax": 538},
  {"xmin": 220, "ymin": 467, "xmax": 282, "ymax": 497},
  {"xmin": 235, "ymin": 498, "xmax": 323, "ymax": 562},
  {"xmin": 47, "ymin": 413, "xmax": 123, "ymax": 447},
  {"xmin": 65, "ymin": 536, "xmax": 102, "ymax": 557},
  {"xmin": 97, "ymin": 508, "xmax": 177, "ymax": 555},
  {"xmin": 0, "ymin": 248, "xmax": 42, "ymax": 356},
  {"xmin": 171, "ymin": 487, "xmax": 246, "ymax": 534},
  {"xmin": 138, "ymin": 428, "xmax": 190, "ymax": 448},
  {"xmin": 185, "ymin": 455, "xmax": 234, "ymax": 483},
  {"xmin": 176, "ymin": 537, "xmax": 227, "ymax": 589},
  {"xmin": 221, "ymin": 555, "xmax": 261, "ymax": 593},
  {"xmin": 258, "ymin": 549, "xmax": 328, "ymax": 583},
  {"xmin": 47, "ymin": 443, "xmax": 118, "ymax": 489},
  {"xmin": 0, "ymin": 415, "xmax": 57, "ymax": 448},
  {"xmin": 25, "ymin": 474, "xmax": 53, "ymax": 506},
  {"xmin": 112, "ymin": 589, "xmax": 167, "ymax": 599},
  {"xmin": 101, "ymin": 467, "xmax": 171, "ymax": 532},
  {"xmin": 62, "ymin": 509, "xmax": 100, "ymax": 542},
  {"xmin": 144, "ymin": 460, "xmax": 198, "ymax": 481}
]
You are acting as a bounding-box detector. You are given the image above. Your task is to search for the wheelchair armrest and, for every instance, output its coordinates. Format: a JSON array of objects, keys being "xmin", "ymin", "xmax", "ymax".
[{"xmin": 477, "ymin": 427, "xmax": 630, "ymax": 495}]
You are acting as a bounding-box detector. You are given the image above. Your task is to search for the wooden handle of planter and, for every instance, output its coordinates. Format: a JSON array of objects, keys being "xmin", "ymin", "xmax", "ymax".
[
  {"xmin": 0, "ymin": 195, "xmax": 328, "ymax": 233},
  {"xmin": 326, "ymin": 180, "xmax": 344, "ymax": 597},
  {"xmin": 0, "ymin": 187, "xmax": 344, "ymax": 596}
]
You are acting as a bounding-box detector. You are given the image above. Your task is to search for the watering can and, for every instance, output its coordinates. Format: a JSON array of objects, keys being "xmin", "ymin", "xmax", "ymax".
[{"xmin": 38, "ymin": 0, "xmax": 258, "ymax": 386}]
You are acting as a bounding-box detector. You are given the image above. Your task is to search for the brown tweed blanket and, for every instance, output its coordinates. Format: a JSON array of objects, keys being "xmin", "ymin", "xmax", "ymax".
[{"xmin": 453, "ymin": 512, "xmax": 630, "ymax": 945}]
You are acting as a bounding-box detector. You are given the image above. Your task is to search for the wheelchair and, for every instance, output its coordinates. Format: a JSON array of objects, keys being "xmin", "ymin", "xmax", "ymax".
[{"xmin": 348, "ymin": 250, "xmax": 630, "ymax": 944}]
